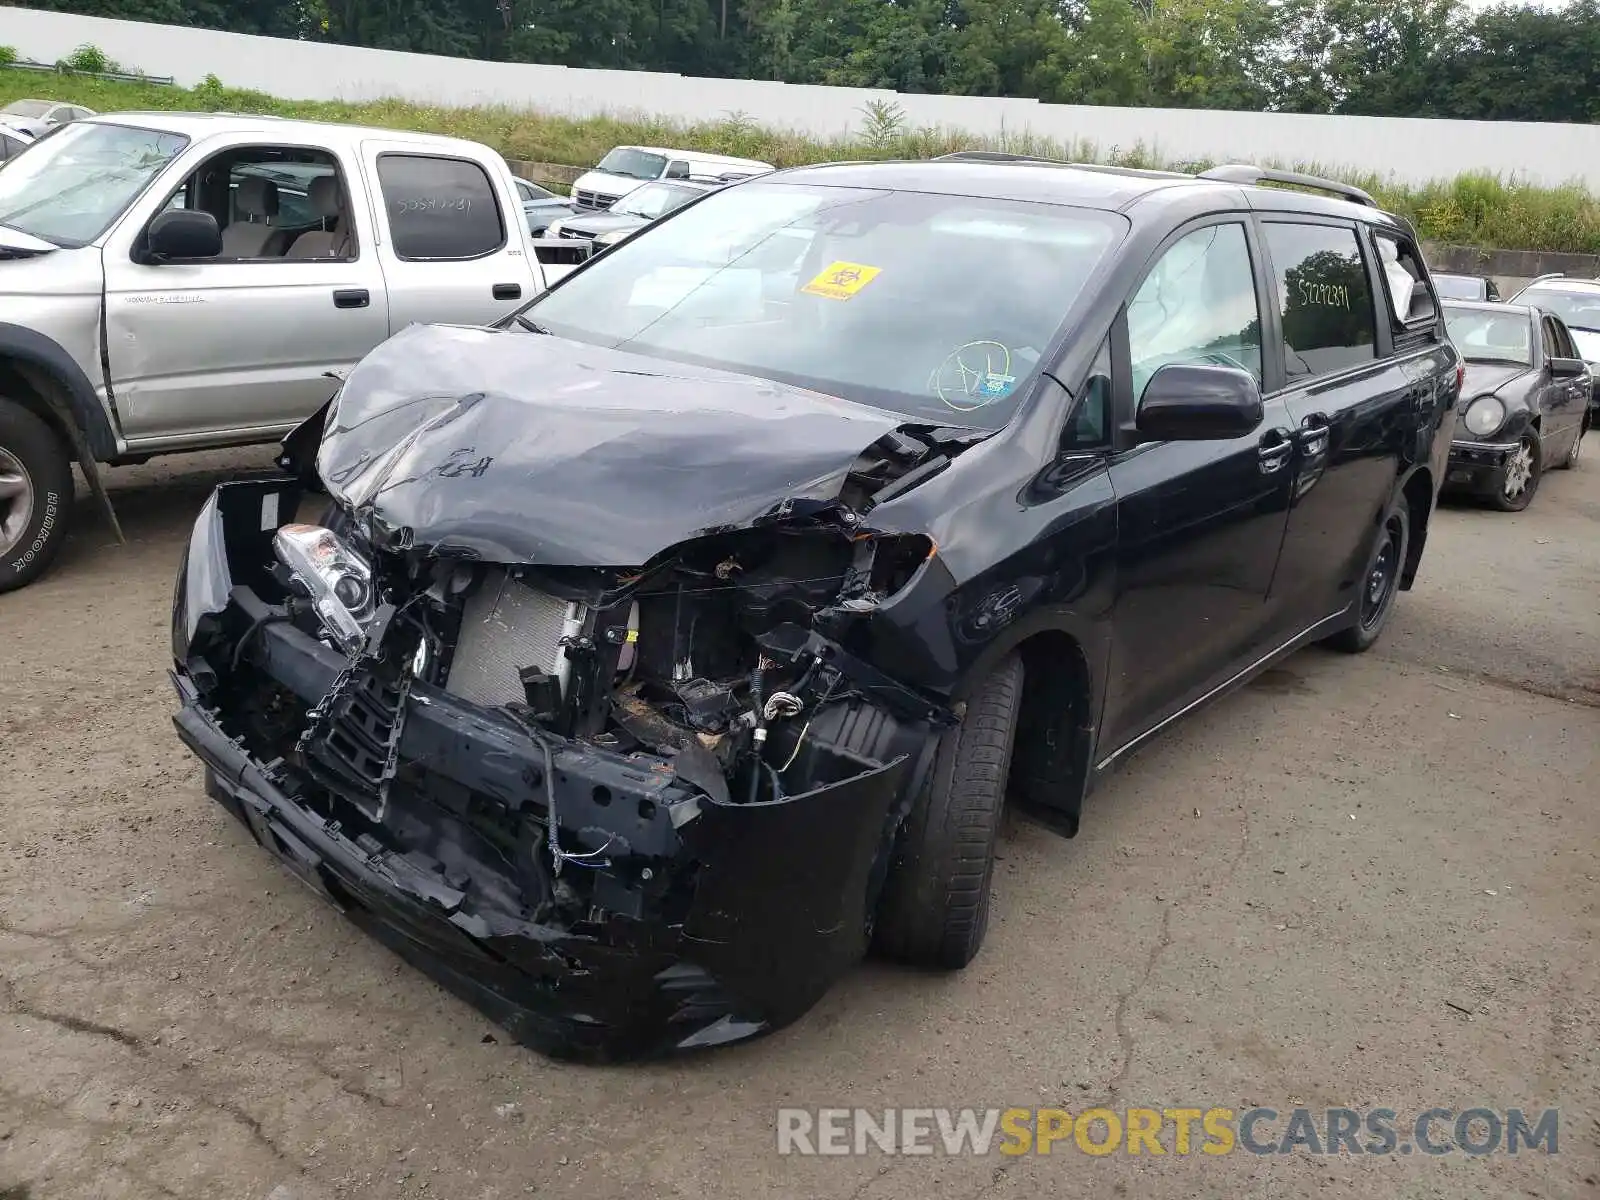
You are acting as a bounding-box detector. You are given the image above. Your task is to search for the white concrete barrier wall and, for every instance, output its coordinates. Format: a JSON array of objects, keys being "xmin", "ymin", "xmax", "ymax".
[{"xmin": 4, "ymin": 4, "xmax": 1599, "ymax": 188}]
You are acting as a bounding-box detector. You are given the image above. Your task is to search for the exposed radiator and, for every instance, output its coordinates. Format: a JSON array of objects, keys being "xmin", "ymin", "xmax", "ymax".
[{"xmin": 445, "ymin": 569, "xmax": 586, "ymax": 708}]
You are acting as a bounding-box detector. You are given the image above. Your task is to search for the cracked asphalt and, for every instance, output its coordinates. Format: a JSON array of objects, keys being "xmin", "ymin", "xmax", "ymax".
[{"xmin": 2, "ymin": 440, "xmax": 1598, "ymax": 1200}]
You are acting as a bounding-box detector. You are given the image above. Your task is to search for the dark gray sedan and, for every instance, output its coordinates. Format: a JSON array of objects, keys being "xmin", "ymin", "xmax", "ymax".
[
  {"xmin": 545, "ymin": 179, "xmax": 720, "ymax": 254},
  {"xmin": 1443, "ymin": 301, "xmax": 1591, "ymax": 510}
]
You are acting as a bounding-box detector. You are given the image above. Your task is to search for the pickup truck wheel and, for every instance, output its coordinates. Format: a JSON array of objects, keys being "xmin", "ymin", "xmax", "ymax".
[
  {"xmin": 873, "ymin": 653, "xmax": 1023, "ymax": 970},
  {"xmin": 0, "ymin": 398, "xmax": 74, "ymax": 594},
  {"xmin": 1327, "ymin": 496, "xmax": 1410, "ymax": 655}
]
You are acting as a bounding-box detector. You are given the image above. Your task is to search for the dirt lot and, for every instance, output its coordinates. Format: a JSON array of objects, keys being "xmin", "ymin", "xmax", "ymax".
[{"xmin": 2, "ymin": 442, "xmax": 1598, "ymax": 1200}]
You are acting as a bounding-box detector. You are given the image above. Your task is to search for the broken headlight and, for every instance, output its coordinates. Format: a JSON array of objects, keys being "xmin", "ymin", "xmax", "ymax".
[{"xmin": 273, "ymin": 523, "xmax": 376, "ymax": 655}]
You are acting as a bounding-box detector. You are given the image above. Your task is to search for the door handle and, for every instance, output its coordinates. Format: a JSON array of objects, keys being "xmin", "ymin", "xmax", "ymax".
[
  {"xmin": 493, "ymin": 283, "xmax": 522, "ymax": 300},
  {"xmin": 1295, "ymin": 415, "xmax": 1331, "ymax": 457},
  {"xmin": 1258, "ymin": 433, "xmax": 1294, "ymax": 474},
  {"xmin": 333, "ymin": 288, "xmax": 370, "ymax": 309}
]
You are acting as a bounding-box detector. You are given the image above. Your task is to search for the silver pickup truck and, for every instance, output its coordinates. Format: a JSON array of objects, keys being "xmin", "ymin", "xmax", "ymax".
[{"xmin": 0, "ymin": 111, "xmax": 553, "ymax": 593}]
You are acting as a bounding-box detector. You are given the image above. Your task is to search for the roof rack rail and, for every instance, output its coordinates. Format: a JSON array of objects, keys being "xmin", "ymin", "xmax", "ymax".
[
  {"xmin": 1197, "ymin": 163, "xmax": 1377, "ymax": 208},
  {"xmin": 932, "ymin": 149, "xmax": 1192, "ymax": 180},
  {"xmin": 1523, "ymin": 272, "xmax": 1566, "ymax": 287},
  {"xmin": 933, "ymin": 150, "xmax": 1041, "ymax": 162}
]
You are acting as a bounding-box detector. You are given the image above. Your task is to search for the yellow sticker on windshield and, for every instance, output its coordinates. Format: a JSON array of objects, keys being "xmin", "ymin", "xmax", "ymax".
[{"xmin": 802, "ymin": 261, "xmax": 881, "ymax": 300}]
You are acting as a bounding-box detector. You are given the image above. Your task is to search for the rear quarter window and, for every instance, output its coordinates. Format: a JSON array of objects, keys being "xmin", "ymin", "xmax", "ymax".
[{"xmin": 377, "ymin": 153, "xmax": 505, "ymax": 260}]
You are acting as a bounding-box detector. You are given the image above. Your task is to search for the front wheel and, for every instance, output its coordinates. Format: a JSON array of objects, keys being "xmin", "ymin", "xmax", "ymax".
[
  {"xmin": 1327, "ymin": 496, "xmax": 1410, "ymax": 655},
  {"xmin": 0, "ymin": 397, "xmax": 75, "ymax": 594},
  {"xmin": 1490, "ymin": 433, "xmax": 1542, "ymax": 511},
  {"xmin": 874, "ymin": 654, "xmax": 1023, "ymax": 969}
]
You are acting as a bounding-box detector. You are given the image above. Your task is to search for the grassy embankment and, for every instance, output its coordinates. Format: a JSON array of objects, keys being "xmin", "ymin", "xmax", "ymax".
[{"xmin": 4, "ymin": 58, "xmax": 1600, "ymax": 255}]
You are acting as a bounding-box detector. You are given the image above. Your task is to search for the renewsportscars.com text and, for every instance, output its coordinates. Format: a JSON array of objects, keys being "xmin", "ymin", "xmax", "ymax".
[{"xmin": 776, "ymin": 1106, "xmax": 1560, "ymax": 1157}]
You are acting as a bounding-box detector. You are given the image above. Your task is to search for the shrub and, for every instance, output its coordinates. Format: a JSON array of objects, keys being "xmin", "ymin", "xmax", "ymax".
[{"xmin": 58, "ymin": 43, "xmax": 116, "ymax": 75}]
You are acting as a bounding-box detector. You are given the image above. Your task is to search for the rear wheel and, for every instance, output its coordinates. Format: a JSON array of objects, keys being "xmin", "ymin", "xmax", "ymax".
[
  {"xmin": 874, "ymin": 653, "xmax": 1023, "ymax": 969},
  {"xmin": 0, "ymin": 397, "xmax": 75, "ymax": 594},
  {"xmin": 1328, "ymin": 496, "xmax": 1410, "ymax": 655},
  {"xmin": 1490, "ymin": 433, "xmax": 1541, "ymax": 511}
]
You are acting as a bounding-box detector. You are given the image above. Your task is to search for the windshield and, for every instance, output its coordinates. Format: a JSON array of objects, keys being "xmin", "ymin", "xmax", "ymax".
[
  {"xmin": 521, "ymin": 182, "xmax": 1125, "ymax": 428},
  {"xmin": 613, "ymin": 182, "xmax": 702, "ymax": 219},
  {"xmin": 1444, "ymin": 306, "xmax": 1532, "ymax": 365},
  {"xmin": 1432, "ymin": 274, "xmax": 1485, "ymax": 301},
  {"xmin": 0, "ymin": 121, "xmax": 187, "ymax": 246},
  {"xmin": 1513, "ymin": 287, "xmax": 1600, "ymax": 334},
  {"xmin": 596, "ymin": 148, "xmax": 667, "ymax": 182},
  {"xmin": 519, "ymin": 179, "xmax": 558, "ymax": 201},
  {"xmin": 2, "ymin": 101, "xmax": 52, "ymax": 119},
  {"xmin": 1568, "ymin": 327, "xmax": 1600, "ymax": 362}
]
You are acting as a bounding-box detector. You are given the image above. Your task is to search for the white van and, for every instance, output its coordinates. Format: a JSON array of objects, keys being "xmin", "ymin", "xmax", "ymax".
[{"xmin": 570, "ymin": 145, "xmax": 775, "ymax": 210}]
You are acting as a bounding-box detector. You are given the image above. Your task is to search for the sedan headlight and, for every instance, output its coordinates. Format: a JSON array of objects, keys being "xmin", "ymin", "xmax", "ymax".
[
  {"xmin": 545, "ymin": 219, "xmax": 565, "ymax": 237},
  {"xmin": 1462, "ymin": 395, "xmax": 1507, "ymax": 438},
  {"xmin": 273, "ymin": 523, "xmax": 375, "ymax": 655},
  {"xmin": 594, "ymin": 228, "xmax": 632, "ymax": 247}
]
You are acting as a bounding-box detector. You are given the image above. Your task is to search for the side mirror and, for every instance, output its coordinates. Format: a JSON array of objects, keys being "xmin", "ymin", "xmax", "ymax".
[
  {"xmin": 1136, "ymin": 363, "xmax": 1264, "ymax": 442},
  {"xmin": 1549, "ymin": 355, "xmax": 1587, "ymax": 379},
  {"xmin": 147, "ymin": 210, "xmax": 221, "ymax": 262}
]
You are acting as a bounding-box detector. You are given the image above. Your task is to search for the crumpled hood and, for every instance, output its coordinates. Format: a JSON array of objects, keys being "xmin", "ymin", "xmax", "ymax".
[
  {"xmin": 1460, "ymin": 361, "xmax": 1532, "ymax": 401},
  {"xmin": 317, "ymin": 323, "xmax": 905, "ymax": 567}
]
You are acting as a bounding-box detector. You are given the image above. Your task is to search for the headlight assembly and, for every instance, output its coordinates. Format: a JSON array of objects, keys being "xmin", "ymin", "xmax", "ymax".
[
  {"xmin": 273, "ymin": 523, "xmax": 376, "ymax": 655},
  {"xmin": 1462, "ymin": 395, "xmax": 1507, "ymax": 438}
]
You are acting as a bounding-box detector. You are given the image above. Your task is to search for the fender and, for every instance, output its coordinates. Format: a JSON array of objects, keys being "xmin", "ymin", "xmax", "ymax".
[
  {"xmin": 0, "ymin": 323, "xmax": 119, "ymax": 460},
  {"xmin": 944, "ymin": 600, "xmax": 1112, "ymax": 841},
  {"xmin": 0, "ymin": 323, "xmax": 124, "ymax": 543}
]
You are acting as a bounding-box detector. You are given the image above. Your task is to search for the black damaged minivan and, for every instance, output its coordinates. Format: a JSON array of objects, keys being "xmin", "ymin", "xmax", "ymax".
[{"xmin": 170, "ymin": 154, "xmax": 1459, "ymax": 1060}]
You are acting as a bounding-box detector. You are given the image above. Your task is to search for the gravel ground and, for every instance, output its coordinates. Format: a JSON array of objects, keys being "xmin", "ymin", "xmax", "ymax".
[{"xmin": 2, "ymin": 441, "xmax": 1597, "ymax": 1200}]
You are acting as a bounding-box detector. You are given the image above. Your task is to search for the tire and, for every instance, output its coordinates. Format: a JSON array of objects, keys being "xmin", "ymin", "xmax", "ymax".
[
  {"xmin": 874, "ymin": 653, "xmax": 1023, "ymax": 969},
  {"xmin": 1327, "ymin": 496, "xmax": 1410, "ymax": 655},
  {"xmin": 0, "ymin": 397, "xmax": 74, "ymax": 595},
  {"xmin": 1489, "ymin": 432, "xmax": 1542, "ymax": 511}
]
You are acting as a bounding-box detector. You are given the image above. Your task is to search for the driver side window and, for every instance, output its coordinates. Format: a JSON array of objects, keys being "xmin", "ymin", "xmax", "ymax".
[{"xmin": 1127, "ymin": 223, "xmax": 1263, "ymax": 402}]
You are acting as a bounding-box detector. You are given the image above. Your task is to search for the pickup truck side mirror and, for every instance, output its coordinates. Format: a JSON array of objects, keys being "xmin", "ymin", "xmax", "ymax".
[
  {"xmin": 1136, "ymin": 362, "xmax": 1264, "ymax": 442},
  {"xmin": 148, "ymin": 210, "xmax": 222, "ymax": 262},
  {"xmin": 1549, "ymin": 356, "xmax": 1588, "ymax": 379}
]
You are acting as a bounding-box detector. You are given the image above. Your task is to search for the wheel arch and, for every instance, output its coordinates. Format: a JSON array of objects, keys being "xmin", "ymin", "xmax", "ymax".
[
  {"xmin": 0, "ymin": 326, "xmax": 124, "ymax": 543},
  {"xmin": 1398, "ymin": 465, "xmax": 1434, "ymax": 590},
  {"xmin": 0, "ymin": 324, "xmax": 119, "ymax": 462},
  {"xmin": 950, "ymin": 617, "xmax": 1101, "ymax": 839}
]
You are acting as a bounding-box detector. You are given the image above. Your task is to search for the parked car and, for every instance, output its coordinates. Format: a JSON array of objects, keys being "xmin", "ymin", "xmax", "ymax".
[
  {"xmin": 0, "ymin": 112, "xmax": 554, "ymax": 593},
  {"xmin": 1441, "ymin": 300, "xmax": 1590, "ymax": 508},
  {"xmin": 1432, "ymin": 271, "xmax": 1500, "ymax": 302},
  {"xmin": 569, "ymin": 144, "xmax": 772, "ymax": 210},
  {"xmin": 0, "ymin": 99, "xmax": 95, "ymax": 139},
  {"xmin": 545, "ymin": 178, "xmax": 722, "ymax": 254},
  {"xmin": 513, "ymin": 176, "xmax": 579, "ymax": 236},
  {"xmin": 0, "ymin": 122, "xmax": 33, "ymax": 163},
  {"xmin": 169, "ymin": 156, "xmax": 1458, "ymax": 1062},
  {"xmin": 1505, "ymin": 275, "xmax": 1600, "ymax": 420}
]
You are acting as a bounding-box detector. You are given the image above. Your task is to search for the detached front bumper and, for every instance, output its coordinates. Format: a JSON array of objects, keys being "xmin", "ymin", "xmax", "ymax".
[
  {"xmin": 171, "ymin": 479, "xmax": 910, "ymax": 1062},
  {"xmin": 1445, "ymin": 438, "xmax": 1519, "ymax": 494}
]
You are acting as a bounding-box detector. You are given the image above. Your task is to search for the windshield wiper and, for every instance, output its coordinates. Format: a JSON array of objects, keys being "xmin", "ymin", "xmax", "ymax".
[{"xmin": 514, "ymin": 315, "xmax": 551, "ymax": 335}]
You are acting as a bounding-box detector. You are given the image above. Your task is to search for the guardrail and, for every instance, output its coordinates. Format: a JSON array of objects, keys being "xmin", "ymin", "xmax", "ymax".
[{"xmin": 3, "ymin": 57, "xmax": 175, "ymax": 85}]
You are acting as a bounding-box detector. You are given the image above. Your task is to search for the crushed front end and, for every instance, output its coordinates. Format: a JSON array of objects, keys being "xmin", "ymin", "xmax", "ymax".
[{"xmin": 170, "ymin": 473, "xmax": 949, "ymax": 1061}]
